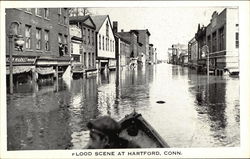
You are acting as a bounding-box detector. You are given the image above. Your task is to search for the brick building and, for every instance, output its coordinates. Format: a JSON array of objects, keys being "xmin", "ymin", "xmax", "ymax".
[
  {"xmin": 6, "ymin": 8, "xmax": 70, "ymax": 88},
  {"xmin": 195, "ymin": 8, "xmax": 239, "ymax": 75},
  {"xmin": 69, "ymin": 15, "xmax": 97, "ymax": 77},
  {"xmin": 132, "ymin": 29, "xmax": 151, "ymax": 65},
  {"xmin": 188, "ymin": 37, "xmax": 198, "ymax": 69},
  {"xmin": 117, "ymin": 30, "xmax": 139, "ymax": 64}
]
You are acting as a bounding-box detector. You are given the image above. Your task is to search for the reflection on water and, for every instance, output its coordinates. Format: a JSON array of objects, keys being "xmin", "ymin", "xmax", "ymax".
[{"xmin": 7, "ymin": 64, "xmax": 240, "ymax": 150}]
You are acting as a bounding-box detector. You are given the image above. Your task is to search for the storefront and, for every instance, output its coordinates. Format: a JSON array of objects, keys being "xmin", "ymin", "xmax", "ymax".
[{"xmin": 6, "ymin": 55, "xmax": 37, "ymax": 86}]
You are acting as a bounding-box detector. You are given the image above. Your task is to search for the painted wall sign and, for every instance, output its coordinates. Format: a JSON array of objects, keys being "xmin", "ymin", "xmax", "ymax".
[
  {"xmin": 70, "ymin": 25, "xmax": 82, "ymax": 38},
  {"xmin": 6, "ymin": 56, "xmax": 36, "ymax": 64}
]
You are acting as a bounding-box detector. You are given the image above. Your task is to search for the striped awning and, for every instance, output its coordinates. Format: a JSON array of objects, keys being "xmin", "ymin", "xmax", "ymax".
[
  {"xmin": 6, "ymin": 66, "xmax": 32, "ymax": 75},
  {"xmin": 36, "ymin": 67, "xmax": 55, "ymax": 75}
]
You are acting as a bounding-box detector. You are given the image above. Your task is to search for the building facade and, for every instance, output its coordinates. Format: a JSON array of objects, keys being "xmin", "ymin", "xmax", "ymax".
[
  {"xmin": 132, "ymin": 29, "xmax": 151, "ymax": 65},
  {"xmin": 195, "ymin": 8, "xmax": 239, "ymax": 75},
  {"xmin": 90, "ymin": 15, "xmax": 116, "ymax": 72},
  {"xmin": 6, "ymin": 8, "xmax": 70, "ymax": 89},
  {"xmin": 117, "ymin": 30, "xmax": 139, "ymax": 63},
  {"xmin": 69, "ymin": 15, "xmax": 97, "ymax": 77},
  {"xmin": 188, "ymin": 37, "xmax": 198, "ymax": 69}
]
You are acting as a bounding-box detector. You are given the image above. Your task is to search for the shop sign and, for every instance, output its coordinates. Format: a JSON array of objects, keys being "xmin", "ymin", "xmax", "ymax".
[
  {"xmin": 70, "ymin": 25, "xmax": 82, "ymax": 38},
  {"xmin": 6, "ymin": 56, "xmax": 36, "ymax": 64}
]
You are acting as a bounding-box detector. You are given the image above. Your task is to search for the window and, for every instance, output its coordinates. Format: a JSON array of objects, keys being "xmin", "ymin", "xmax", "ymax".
[
  {"xmin": 88, "ymin": 52, "xmax": 91, "ymax": 67},
  {"xmin": 35, "ymin": 8, "xmax": 42, "ymax": 16},
  {"xmin": 25, "ymin": 25, "xmax": 31, "ymax": 49},
  {"xmin": 64, "ymin": 35, "xmax": 68, "ymax": 54},
  {"xmin": 58, "ymin": 34, "xmax": 62, "ymax": 43},
  {"xmin": 83, "ymin": 27, "xmax": 86, "ymax": 43},
  {"xmin": 44, "ymin": 8, "xmax": 49, "ymax": 19},
  {"xmin": 58, "ymin": 34, "xmax": 63, "ymax": 56},
  {"xmin": 84, "ymin": 52, "xmax": 87, "ymax": 67},
  {"xmin": 70, "ymin": 43, "xmax": 73, "ymax": 54},
  {"xmin": 110, "ymin": 39, "xmax": 112, "ymax": 52},
  {"xmin": 236, "ymin": 32, "xmax": 239, "ymax": 48},
  {"xmin": 207, "ymin": 35, "xmax": 211, "ymax": 53},
  {"xmin": 92, "ymin": 52, "xmax": 95, "ymax": 67},
  {"xmin": 45, "ymin": 30, "xmax": 49, "ymax": 51},
  {"xmin": 102, "ymin": 36, "xmax": 104, "ymax": 50},
  {"xmin": 36, "ymin": 28, "xmax": 41, "ymax": 50},
  {"xmin": 92, "ymin": 31, "xmax": 94, "ymax": 46},
  {"xmin": 88, "ymin": 29, "xmax": 90, "ymax": 44},
  {"xmin": 99, "ymin": 34, "xmax": 101, "ymax": 50},
  {"xmin": 218, "ymin": 27, "xmax": 225, "ymax": 51},
  {"xmin": 106, "ymin": 21, "xmax": 109, "ymax": 37},
  {"xmin": 212, "ymin": 31, "xmax": 217, "ymax": 52}
]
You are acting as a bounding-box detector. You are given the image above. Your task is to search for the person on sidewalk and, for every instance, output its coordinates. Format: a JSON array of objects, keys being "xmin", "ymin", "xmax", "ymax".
[{"xmin": 85, "ymin": 116, "xmax": 140, "ymax": 149}]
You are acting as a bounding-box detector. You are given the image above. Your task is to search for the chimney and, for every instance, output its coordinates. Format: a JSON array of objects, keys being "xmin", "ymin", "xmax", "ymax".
[
  {"xmin": 113, "ymin": 21, "xmax": 118, "ymax": 33},
  {"xmin": 121, "ymin": 29, "xmax": 124, "ymax": 32}
]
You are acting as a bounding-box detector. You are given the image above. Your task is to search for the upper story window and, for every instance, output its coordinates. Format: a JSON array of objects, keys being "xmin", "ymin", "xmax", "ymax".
[
  {"xmin": 25, "ymin": 25, "xmax": 31, "ymax": 49},
  {"xmin": 44, "ymin": 8, "xmax": 49, "ymax": 19},
  {"xmin": 106, "ymin": 21, "xmax": 109, "ymax": 37},
  {"xmin": 99, "ymin": 34, "xmax": 101, "ymax": 50},
  {"xmin": 218, "ymin": 27, "xmax": 225, "ymax": 51},
  {"xmin": 92, "ymin": 30, "xmax": 94, "ymax": 46},
  {"xmin": 102, "ymin": 36, "xmax": 104, "ymax": 50},
  {"xmin": 83, "ymin": 27, "xmax": 86, "ymax": 43},
  {"xmin": 35, "ymin": 8, "xmax": 42, "ymax": 16},
  {"xmin": 212, "ymin": 31, "xmax": 217, "ymax": 52},
  {"xmin": 235, "ymin": 32, "xmax": 239, "ymax": 48},
  {"xmin": 88, "ymin": 29, "xmax": 90, "ymax": 45},
  {"xmin": 36, "ymin": 28, "xmax": 42, "ymax": 50},
  {"xmin": 44, "ymin": 30, "xmax": 50, "ymax": 51}
]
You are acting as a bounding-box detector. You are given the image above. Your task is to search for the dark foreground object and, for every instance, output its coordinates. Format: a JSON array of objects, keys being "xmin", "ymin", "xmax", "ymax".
[{"xmin": 118, "ymin": 112, "xmax": 170, "ymax": 148}]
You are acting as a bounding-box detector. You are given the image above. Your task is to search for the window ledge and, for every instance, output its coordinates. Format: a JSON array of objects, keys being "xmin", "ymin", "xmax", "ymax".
[
  {"xmin": 44, "ymin": 18, "xmax": 50, "ymax": 21},
  {"xmin": 25, "ymin": 49, "xmax": 33, "ymax": 52}
]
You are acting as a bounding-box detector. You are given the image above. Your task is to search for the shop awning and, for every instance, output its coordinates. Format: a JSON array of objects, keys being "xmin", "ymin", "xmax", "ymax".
[
  {"xmin": 6, "ymin": 66, "xmax": 32, "ymax": 75},
  {"xmin": 36, "ymin": 67, "xmax": 55, "ymax": 75}
]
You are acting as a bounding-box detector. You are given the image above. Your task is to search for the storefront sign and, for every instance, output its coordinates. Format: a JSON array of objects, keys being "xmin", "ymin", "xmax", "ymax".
[
  {"xmin": 70, "ymin": 25, "xmax": 82, "ymax": 38},
  {"xmin": 6, "ymin": 56, "xmax": 36, "ymax": 65}
]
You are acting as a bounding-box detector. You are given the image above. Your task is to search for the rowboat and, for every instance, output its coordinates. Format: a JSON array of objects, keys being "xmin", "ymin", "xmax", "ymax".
[{"xmin": 118, "ymin": 112, "xmax": 170, "ymax": 148}]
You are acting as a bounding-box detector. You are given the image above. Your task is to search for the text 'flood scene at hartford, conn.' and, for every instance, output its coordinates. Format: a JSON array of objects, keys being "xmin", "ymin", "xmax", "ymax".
[{"xmin": 5, "ymin": 7, "xmax": 240, "ymax": 150}]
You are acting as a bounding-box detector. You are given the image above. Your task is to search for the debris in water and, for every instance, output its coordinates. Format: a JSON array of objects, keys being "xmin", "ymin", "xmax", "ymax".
[{"xmin": 156, "ymin": 101, "xmax": 165, "ymax": 104}]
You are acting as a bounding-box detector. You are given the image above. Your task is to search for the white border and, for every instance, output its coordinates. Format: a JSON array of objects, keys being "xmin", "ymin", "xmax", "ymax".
[{"xmin": 1, "ymin": 1, "xmax": 249, "ymax": 158}]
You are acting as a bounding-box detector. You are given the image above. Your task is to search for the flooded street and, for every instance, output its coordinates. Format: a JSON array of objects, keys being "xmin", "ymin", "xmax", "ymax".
[{"xmin": 7, "ymin": 63, "xmax": 240, "ymax": 150}]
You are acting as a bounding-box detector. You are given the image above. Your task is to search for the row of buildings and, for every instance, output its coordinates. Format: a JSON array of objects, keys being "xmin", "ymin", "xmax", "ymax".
[
  {"xmin": 5, "ymin": 8, "xmax": 157, "ymax": 89},
  {"xmin": 168, "ymin": 7, "xmax": 239, "ymax": 76}
]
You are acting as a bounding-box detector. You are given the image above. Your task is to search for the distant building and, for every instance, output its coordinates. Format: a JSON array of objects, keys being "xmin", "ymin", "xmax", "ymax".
[
  {"xmin": 195, "ymin": 8, "xmax": 239, "ymax": 75},
  {"xmin": 188, "ymin": 37, "xmax": 198, "ymax": 69},
  {"xmin": 90, "ymin": 15, "xmax": 116, "ymax": 72},
  {"xmin": 69, "ymin": 15, "xmax": 97, "ymax": 77},
  {"xmin": 148, "ymin": 44, "xmax": 155, "ymax": 64},
  {"xmin": 6, "ymin": 8, "xmax": 70, "ymax": 87},
  {"xmin": 171, "ymin": 43, "xmax": 188, "ymax": 65}
]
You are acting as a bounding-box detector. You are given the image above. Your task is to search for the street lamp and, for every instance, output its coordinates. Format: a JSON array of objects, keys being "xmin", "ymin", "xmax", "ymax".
[
  {"xmin": 202, "ymin": 45, "xmax": 209, "ymax": 76},
  {"xmin": 8, "ymin": 21, "xmax": 24, "ymax": 94}
]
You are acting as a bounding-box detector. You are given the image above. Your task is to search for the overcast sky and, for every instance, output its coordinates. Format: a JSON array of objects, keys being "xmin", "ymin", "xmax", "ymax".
[{"xmin": 89, "ymin": 7, "xmax": 225, "ymax": 60}]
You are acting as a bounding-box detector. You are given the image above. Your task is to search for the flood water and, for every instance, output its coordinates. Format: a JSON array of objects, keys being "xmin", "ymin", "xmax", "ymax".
[{"xmin": 7, "ymin": 63, "xmax": 240, "ymax": 150}]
